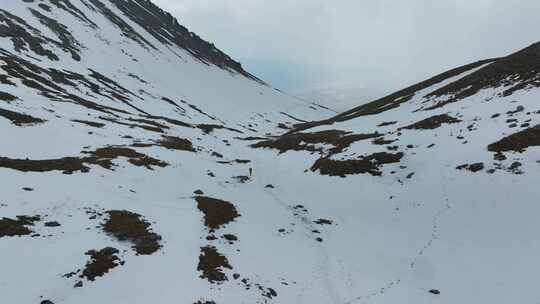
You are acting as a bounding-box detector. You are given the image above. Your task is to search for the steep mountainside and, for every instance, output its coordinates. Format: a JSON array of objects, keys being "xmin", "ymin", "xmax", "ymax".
[{"xmin": 1, "ymin": 1, "xmax": 540, "ymax": 304}]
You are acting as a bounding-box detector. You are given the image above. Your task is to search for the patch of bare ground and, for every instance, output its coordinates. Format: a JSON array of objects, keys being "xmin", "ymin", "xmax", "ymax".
[
  {"xmin": 198, "ymin": 124, "xmax": 243, "ymax": 134},
  {"xmin": 132, "ymin": 135, "xmax": 195, "ymax": 152},
  {"xmin": 311, "ymin": 152, "xmax": 404, "ymax": 177},
  {"xmin": 144, "ymin": 114, "xmax": 192, "ymax": 128},
  {"xmin": 71, "ymin": 119, "xmax": 105, "ymax": 128},
  {"xmin": 0, "ymin": 215, "xmax": 40, "ymax": 237},
  {"xmin": 400, "ymin": 114, "xmax": 461, "ymax": 130},
  {"xmin": 127, "ymin": 117, "xmax": 169, "ymax": 131},
  {"xmin": 217, "ymin": 159, "xmax": 251, "ymax": 165},
  {"xmin": 0, "ymin": 107, "xmax": 46, "ymax": 126},
  {"xmin": 234, "ymin": 136, "xmax": 267, "ymax": 141},
  {"xmin": 488, "ymin": 125, "xmax": 540, "ymax": 153},
  {"xmin": 79, "ymin": 247, "xmax": 123, "ymax": 282},
  {"xmin": 372, "ymin": 137, "xmax": 397, "ymax": 145},
  {"xmin": 377, "ymin": 121, "xmax": 398, "ymax": 127},
  {"xmin": 0, "ymin": 157, "xmax": 89, "ymax": 174},
  {"xmin": 99, "ymin": 116, "xmax": 164, "ymax": 133},
  {"xmin": 0, "ymin": 146, "xmax": 168, "ymax": 173},
  {"xmin": 252, "ymin": 130, "xmax": 381, "ymax": 155},
  {"xmin": 198, "ymin": 246, "xmax": 232, "ymax": 283},
  {"xmin": 0, "ymin": 91, "xmax": 16, "ymax": 102},
  {"xmin": 102, "ymin": 210, "xmax": 162, "ymax": 255},
  {"xmin": 195, "ymin": 196, "xmax": 240, "ymax": 231},
  {"xmin": 456, "ymin": 162, "xmax": 485, "ymax": 172},
  {"xmin": 158, "ymin": 136, "xmax": 195, "ymax": 151},
  {"xmin": 83, "ymin": 146, "xmax": 168, "ymax": 170}
]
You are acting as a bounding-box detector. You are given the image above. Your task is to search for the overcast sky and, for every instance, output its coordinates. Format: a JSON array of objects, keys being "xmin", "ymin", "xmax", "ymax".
[{"xmin": 153, "ymin": 0, "xmax": 540, "ymax": 94}]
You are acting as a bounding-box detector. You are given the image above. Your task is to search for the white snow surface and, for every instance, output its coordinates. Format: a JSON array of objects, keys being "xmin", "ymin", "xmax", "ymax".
[{"xmin": 0, "ymin": 1, "xmax": 539, "ymax": 304}]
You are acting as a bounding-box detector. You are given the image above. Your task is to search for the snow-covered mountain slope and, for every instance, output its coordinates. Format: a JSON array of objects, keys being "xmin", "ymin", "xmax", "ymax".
[
  {"xmin": 2, "ymin": 1, "xmax": 540, "ymax": 304},
  {"xmin": 252, "ymin": 43, "xmax": 540, "ymax": 303}
]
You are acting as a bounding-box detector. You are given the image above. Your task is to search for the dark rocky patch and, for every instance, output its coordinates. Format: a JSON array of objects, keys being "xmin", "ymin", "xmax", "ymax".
[
  {"xmin": 195, "ymin": 196, "xmax": 240, "ymax": 231},
  {"xmin": 456, "ymin": 163, "xmax": 484, "ymax": 172},
  {"xmin": 488, "ymin": 125, "xmax": 540, "ymax": 153},
  {"xmin": 232, "ymin": 175, "xmax": 250, "ymax": 183},
  {"xmin": 0, "ymin": 91, "xmax": 16, "ymax": 102},
  {"xmin": 157, "ymin": 136, "xmax": 194, "ymax": 151},
  {"xmin": 311, "ymin": 152, "xmax": 404, "ymax": 177},
  {"xmin": 400, "ymin": 114, "xmax": 461, "ymax": 130},
  {"xmin": 198, "ymin": 246, "xmax": 232, "ymax": 283},
  {"xmin": 29, "ymin": 8, "xmax": 82, "ymax": 61},
  {"xmin": 0, "ymin": 156, "xmax": 88, "ymax": 174},
  {"xmin": 372, "ymin": 137, "xmax": 397, "ymax": 145},
  {"xmin": 222, "ymin": 234, "xmax": 238, "ymax": 243},
  {"xmin": 71, "ymin": 119, "xmax": 105, "ymax": 128},
  {"xmin": 80, "ymin": 247, "xmax": 122, "ymax": 281},
  {"xmin": 102, "ymin": 210, "xmax": 162, "ymax": 255},
  {"xmin": 44, "ymin": 221, "xmax": 61, "ymax": 227},
  {"xmin": 377, "ymin": 121, "xmax": 398, "ymax": 127},
  {"xmin": 314, "ymin": 219, "xmax": 333, "ymax": 225},
  {"xmin": 0, "ymin": 215, "xmax": 40, "ymax": 237},
  {"xmin": 0, "ymin": 107, "xmax": 46, "ymax": 126},
  {"xmin": 217, "ymin": 159, "xmax": 251, "ymax": 165},
  {"xmin": 82, "ymin": 146, "xmax": 168, "ymax": 170},
  {"xmin": 252, "ymin": 130, "xmax": 381, "ymax": 155},
  {"xmin": 429, "ymin": 289, "xmax": 441, "ymax": 295},
  {"xmin": 197, "ymin": 124, "xmax": 242, "ymax": 134}
]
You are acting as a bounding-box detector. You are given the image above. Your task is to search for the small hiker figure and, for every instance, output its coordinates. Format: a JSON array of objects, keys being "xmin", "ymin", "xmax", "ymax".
[{"xmin": 249, "ymin": 167, "xmax": 253, "ymax": 177}]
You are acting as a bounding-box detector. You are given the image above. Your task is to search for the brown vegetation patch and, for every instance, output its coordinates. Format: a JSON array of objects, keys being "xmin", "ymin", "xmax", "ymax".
[
  {"xmin": 132, "ymin": 136, "xmax": 195, "ymax": 152},
  {"xmin": 80, "ymin": 247, "xmax": 122, "ymax": 281},
  {"xmin": 217, "ymin": 159, "xmax": 251, "ymax": 165},
  {"xmin": 456, "ymin": 163, "xmax": 485, "ymax": 172},
  {"xmin": 311, "ymin": 152, "xmax": 404, "ymax": 177},
  {"xmin": 372, "ymin": 137, "xmax": 397, "ymax": 145},
  {"xmin": 488, "ymin": 125, "xmax": 540, "ymax": 153},
  {"xmin": 0, "ymin": 156, "xmax": 89, "ymax": 174},
  {"xmin": 0, "ymin": 91, "xmax": 16, "ymax": 102},
  {"xmin": 83, "ymin": 146, "xmax": 168, "ymax": 170},
  {"xmin": 157, "ymin": 136, "xmax": 194, "ymax": 151},
  {"xmin": 0, "ymin": 146, "xmax": 167, "ymax": 174},
  {"xmin": 99, "ymin": 116, "xmax": 164, "ymax": 133},
  {"xmin": 0, "ymin": 215, "xmax": 40, "ymax": 237},
  {"xmin": 252, "ymin": 130, "xmax": 381, "ymax": 155},
  {"xmin": 400, "ymin": 114, "xmax": 461, "ymax": 130},
  {"xmin": 198, "ymin": 124, "xmax": 243, "ymax": 134},
  {"xmin": 71, "ymin": 119, "xmax": 105, "ymax": 128},
  {"xmin": 0, "ymin": 107, "xmax": 46, "ymax": 126},
  {"xmin": 198, "ymin": 246, "xmax": 232, "ymax": 283},
  {"xmin": 377, "ymin": 121, "xmax": 398, "ymax": 127},
  {"xmin": 195, "ymin": 196, "xmax": 240, "ymax": 231},
  {"xmin": 102, "ymin": 210, "xmax": 162, "ymax": 255}
]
